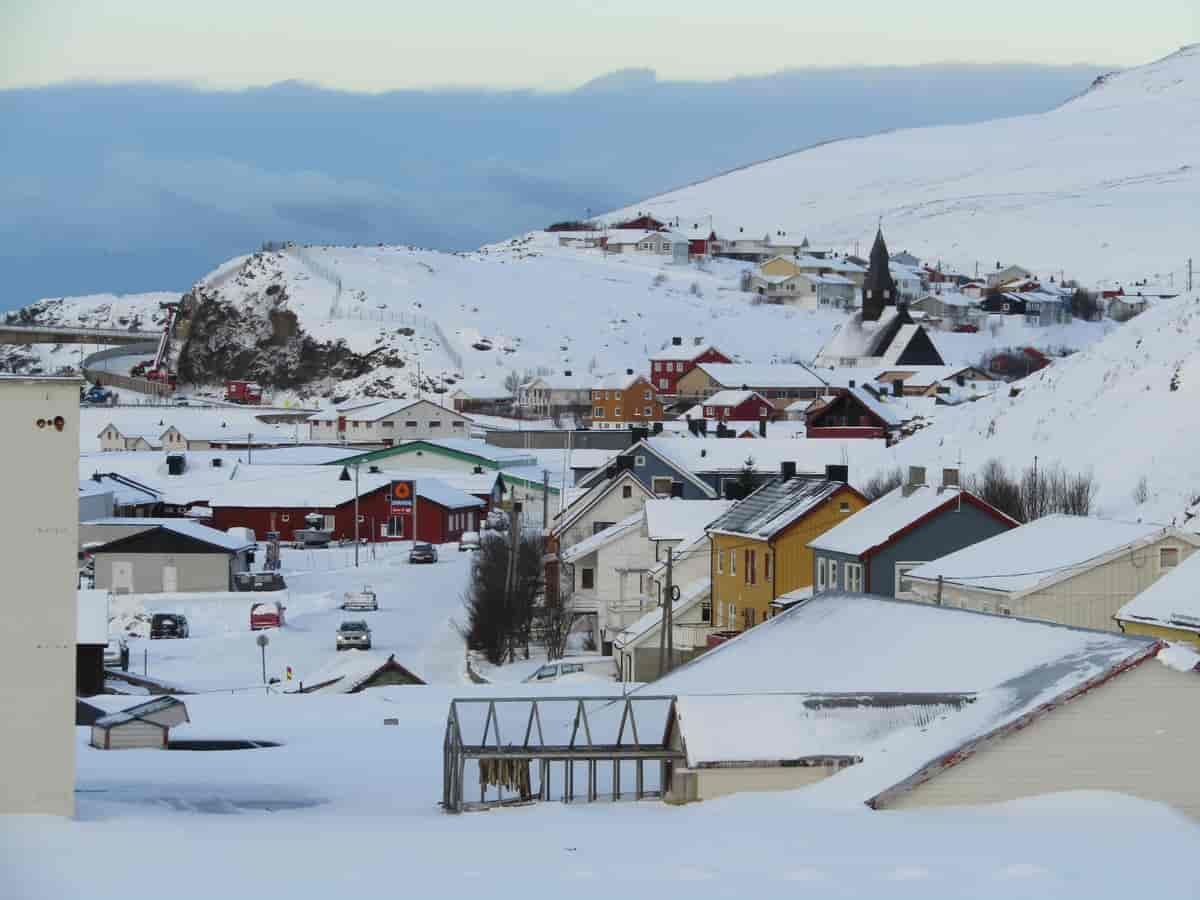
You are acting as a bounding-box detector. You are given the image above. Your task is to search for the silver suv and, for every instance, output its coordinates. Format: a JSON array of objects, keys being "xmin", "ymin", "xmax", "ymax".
[{"xmin": 336, "ymin": 620, "xmax": 372, "ymax": 651}]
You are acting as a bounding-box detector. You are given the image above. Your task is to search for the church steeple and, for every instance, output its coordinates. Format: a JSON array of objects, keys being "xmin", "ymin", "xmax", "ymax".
[{"xmin": 862, "ymin": 225, "xmax": 896, "ymax": 322}]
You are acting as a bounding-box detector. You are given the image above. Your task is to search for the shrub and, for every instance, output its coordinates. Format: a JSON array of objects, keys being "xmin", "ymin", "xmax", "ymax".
[{"xmin": 862, "ymin": 466, "xmax": 904, "ymax": 500}]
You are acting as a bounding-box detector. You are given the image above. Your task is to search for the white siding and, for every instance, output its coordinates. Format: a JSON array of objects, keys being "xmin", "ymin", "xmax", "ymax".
[
  {"xmin": 92, "ymin": 721, "xmax": 166, "ymax": 749},
  {"xmin": 557, "ymin": 484, "xmax": 649, "ymax": 551},
  {"xmin": 885, "ymin": 659, "xmax": 1200, "ymax": 820},
  {"xmin": 1, "ymin": 379, "xmax": 78, "ymax": 815}
]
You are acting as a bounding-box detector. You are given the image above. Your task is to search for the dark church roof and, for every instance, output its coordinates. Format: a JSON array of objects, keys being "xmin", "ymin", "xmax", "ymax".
[{"xmin": 863, "ymin": 227, "xmax": 899, "ymax": 322}]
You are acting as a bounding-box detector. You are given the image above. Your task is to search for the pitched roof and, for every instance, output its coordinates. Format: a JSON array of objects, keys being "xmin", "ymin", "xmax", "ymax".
[
  {"xmin": 707, "ymin": 477, "xmax": 853, "ymax": 540},
  {"xmin": 561, "ymin": 511, "xmax": 644, "ymax": 562},
  {"xmin": 908, "ymin": 516, "xmax": 1197, "ymax": 597},
  {"xmin": 696, "ymin": 389, "xmax": 767, "ymax": 408},
  {"xmin": 210, "ymin": 468, "xmax": 480, "ymax": 511},
  {"xmin": 92, "ymin": 519, "xmax": 256, "ymax": 553},
  {"xmin": 94, "ymin": 696, "xmax": 190, "ymax": 730},
  {"xmin": 613, "ymin": 577, "xmax": 711, "ymax": 650},
  {"xmin": 650, "ymin": 343, "xmax": 724, "ymax": 362},
  {"xmin": 643, "ymin": 499, "xmax": 735, "ymax": 542},
  {"xmin": 694, "ymin": 362, "xmax": 828, "ymax": 390},
  {"xmin": 592, "ymin": 372, "xmax": 651, "ymax": 391},
  {"xmin": 1117, "ymin": 550, "xmax": 1200, "ymax": 632},
  {"xmin": 808, "ymin": 484, "xmax": 1014, "ymax": 557},
  {"xmin": 336, "ymin": 438, "xmax": 538, "ymax": 470},
  {"xmin": 650, "ymin": 593, "xmax": 1157, "ymax": 800},
  {"xmin": 553, "ymin": 468, "xmax": 658, "ymax": 533}
]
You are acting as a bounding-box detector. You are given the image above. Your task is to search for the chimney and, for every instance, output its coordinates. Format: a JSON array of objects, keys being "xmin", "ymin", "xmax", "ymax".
[
  {"xmin": 758, "ymin": 418, "xmax": 767, "ymax": 438},
  {"xmin": 626, "ymin": 368, "xmax": 634, "ymax": 376},
  {"xmin": 903, "ymin": 465, "xmax": 926, "ymax": 496},
  {"xmin": 780, "ymin": 461, "xmax": 796, "ymax": 481},
  {"xmin": 700, "ymin": 447, "xmax": 707, "ymax": 458},
  {"xmin": 892, "ymin": 379, "xmax": 903, "ymax": 397},
  {"xmin": 670, "ymin": 482, "xmax": 684, "ymax": 498},
  {"xmin": 849, "ymin": 379, "xmax": 856, "ymax": 389},
  {"xmin": 825, "ymin": 464, "xmax": 849, "ymax": 483},
  {"xmin": 942, "ymin": 467, "xmax": 961, "ymax": 491},
  {"xmin": 672, "ymin": 336, "xmax": 682, "ymax": 346},
  {"xmin": 652, "ymin": 421, "xmax": 663, "ymax": 435},
  {"xmin": 694, "ymin": 336, "xmax": 703, "ymax": 346},
  {"xmin": 564, "ymin": 370, "xmax": 572, "ymax": 377}
]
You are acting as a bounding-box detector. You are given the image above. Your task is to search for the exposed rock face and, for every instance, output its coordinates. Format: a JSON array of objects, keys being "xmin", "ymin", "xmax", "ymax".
[{"xmin": 176, "ymin": 277, "xmax": 379, "ymax": 390}]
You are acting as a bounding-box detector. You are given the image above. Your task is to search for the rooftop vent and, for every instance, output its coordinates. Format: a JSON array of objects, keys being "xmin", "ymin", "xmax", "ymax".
[
  {"xmin": 780, "ymin": 461, "xmax": 796, "ymax": 481},
  {"xmin": 212, "ymin": 458, "xmax": 223, "ymax": 468},
  {"xmin": 903, "ymin": 466, "xmax": 926, "ymax": 496}
]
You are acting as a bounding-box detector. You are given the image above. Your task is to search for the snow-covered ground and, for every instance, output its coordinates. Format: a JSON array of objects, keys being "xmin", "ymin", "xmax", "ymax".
[{"xmin": 606, "ymin": 45, "xmax": 1200, "ymax": 288}]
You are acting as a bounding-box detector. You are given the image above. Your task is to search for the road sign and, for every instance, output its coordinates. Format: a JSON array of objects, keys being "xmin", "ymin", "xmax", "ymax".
[{"xmin": 390, "ymin": 480, "xmax": 414, "ymax": 508}]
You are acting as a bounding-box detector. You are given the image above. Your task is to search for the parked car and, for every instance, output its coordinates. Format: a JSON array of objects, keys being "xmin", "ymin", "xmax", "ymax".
[
  {"xmin": 523, "ymin": 657, "xmax": 618, "ymax": 684},
  {"xmin": 343, "ymin": 587, "xmax": 379, "ymax": 611},
  {"xmin": 103, "ymin": 636, "xmax": 130, "ymax": 671},
  {"xmin": 250, "ymin": 601, "xmax": 285, "ymax": 630},
  {"xmin": 459, "ymin": 531, "xmax": 480, "ymax": 552},
  {"xmin": 150, "ymin": 613, "xmax": 190, "ymax": 639},
  {"xmin": 172, "ymin": 394, "xmax": 192, "ymax": 406},
  {"xmin": 234, "ymin": 572, "xmax": 287, "ymax": 592},
  {"xmin": 336, "ymin": 620, "xmax": 372, "ymax": 651},
  {"xmin": 409, "ymin": 542, "xmax": 438, "ymax": 564},
  {"xmin": 952, "ymin": 323, "xmax": 980, "ymax": 333}
]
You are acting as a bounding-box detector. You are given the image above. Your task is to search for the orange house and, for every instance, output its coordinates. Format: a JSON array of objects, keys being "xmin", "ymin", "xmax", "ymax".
[{"xmin": 590, "ymin": 372, "xmax": 664, "ymax": 430}]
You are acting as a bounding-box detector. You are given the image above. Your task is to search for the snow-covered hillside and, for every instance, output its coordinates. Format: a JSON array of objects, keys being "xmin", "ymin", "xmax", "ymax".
[
  {"xmin": 606, "ymin": 45, "xmax": 1200, "ymax": 286},
  {"xmin": 885, "ymin": 293, "xmax": 1200, "ymax": 523}
]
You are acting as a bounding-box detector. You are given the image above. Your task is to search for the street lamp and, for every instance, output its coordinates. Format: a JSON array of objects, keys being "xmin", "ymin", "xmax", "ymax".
[{"xmin": 256, "ymin": 632, "xmax": 270, "ymax": 686}]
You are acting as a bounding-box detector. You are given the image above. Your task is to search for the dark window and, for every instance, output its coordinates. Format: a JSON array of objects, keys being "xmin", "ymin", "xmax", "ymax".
[
  {"xmin": 622, "ymin": 485, "xmax": 632, "ymax": 499},
  {"xmin": 581, "ymin": 568, "xmax": 595, "ymax": 590}
]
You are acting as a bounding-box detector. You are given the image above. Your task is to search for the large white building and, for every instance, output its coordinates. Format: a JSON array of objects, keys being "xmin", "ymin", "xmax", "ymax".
[{"xmin": 1, "ymin": 375, "xmax": 80, "ymax": 815}]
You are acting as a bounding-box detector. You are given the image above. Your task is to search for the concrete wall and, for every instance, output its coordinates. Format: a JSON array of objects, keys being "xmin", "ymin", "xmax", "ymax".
[
  {"xmin": 1, "ymin": 377, "xmax": 78, "ymax": 815},
  {"xmin": 885, "ymin": 659, "xmax": 1200, "ymax": 820},
  {"xmin": 913, "ymin": 535, "xmax": 1196, "ymax": 632},
  {"xmin": 93, "ymin": 551, "xmax": 239, "ymax": 593}
]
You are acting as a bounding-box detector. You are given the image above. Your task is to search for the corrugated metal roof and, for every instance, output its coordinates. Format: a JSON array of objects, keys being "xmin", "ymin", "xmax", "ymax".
[
  {"xmin": 94, "ymin": 696, "xmax": 189, "ymax": 729},
  {"xmin": 707, "ymin": 476, "xmax": 844, "ymax": 539}
]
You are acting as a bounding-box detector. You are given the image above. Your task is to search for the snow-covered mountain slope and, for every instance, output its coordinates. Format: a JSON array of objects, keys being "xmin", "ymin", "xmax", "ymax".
[
  {"xmin": 885, "ymin": 293, "xmax": 1200, "ymax": 523},
  {"xmin": 606, "ymin": 45, "xmax": 1200, "ymax": 286}
]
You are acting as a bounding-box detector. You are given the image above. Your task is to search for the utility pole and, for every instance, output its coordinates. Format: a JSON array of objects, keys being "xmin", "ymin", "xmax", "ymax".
[
  {"xmin": 1189, "ymin": 258, "xmax": 1194, "ymax": 293},
  {"xmin": 247, "ymin": 432, "xmax": 252, "ymax": 465},
  {"xmin": 541, "ymin": 469, "xmax": 550, "ymax": 529},
  {"xmin": 353, "ymin": 463, "xmax": 360, "ymax": 567},
  {"xmin": 657, "ymin": 549, "xmax": 675, "ymax": 679}
]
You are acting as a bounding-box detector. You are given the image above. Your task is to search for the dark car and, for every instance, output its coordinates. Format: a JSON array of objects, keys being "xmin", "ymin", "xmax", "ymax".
[
  {"xmin": 409, "ymin": 542, "xmax": 438, "ymax": 564},
  {"xmin": 150, "ymin": 613, "xmax": 190, "ymax": 639}
]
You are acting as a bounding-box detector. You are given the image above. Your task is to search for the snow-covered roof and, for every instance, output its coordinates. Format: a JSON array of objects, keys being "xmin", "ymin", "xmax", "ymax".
[
  {"xmin": 603, "ymin": 229, "xmax": 665, "ymax": 245},
  {"xmin": 645, "ymin": 436, "xmax": 887, "ymax": 478},
  {"xmin": 708, "ymin": 477, "xmax": 850, "ymax": 539},
  {"xmin": 613, "ymin": 576, "xmax": 711, "ymax": 650},
  {"xmin": 808, "ymin": 483, "xmax": 1000, "ymax": 557},
  {"xmin": 567, "ymin": 448, "xmax": 619, "ymax": 470},
  {"xmin": 415, "ymin": 478, "xmax": 486, "ymax": 510},
  {"xmin": 592, "ymin": 372, "xmax": 648, "ymax": 391},
  {"xmin": 913, "ymin": 290, "xmax": 977, "ymax": 308},
  {"xmin": 816, "ymin": 308, "xmax": 905, "ymax": 363},
  {"xmin": 307, "ymin": 398, "xmax": 456, "ymax": 423},
  {"xmin": 561, "ymin": 511, "xmax": 643, "ymax": 562},
  {"xmin": 696, "ymin": 389, "xmax": 765, "ymax": 408},
  {"xmin": 93, "ymin": 519, "xmax": 255, "ymax": 553},
  {"xmin": 211, "ymin": 467, "xmax": 480, "ymax": 511},
  {"xmin": 907, "ymin": 516, "xmax": 1196, "ymax": 597},
  {"xmin": 651, "ymin": 342, "xmax": 722, "ymax": 362},
  {"xmin": 1117, "ymin": 550, "xmax": 1200, "ymax": 632},
  {"xmin": 82, "ymin": 473, "xmax": 162, "ymax": 506},
  {"xmin": 643, "ymin": 499, "xmax": 734, "ymax": 542},
  {"xmin": 651, "ymin": 593, "xmax": 1157, "ymax": 798},
  {"xmin": 302, "ymin": 652, "xmax": 426, "ymax": 693},
  {"xmin": 400, "ymin": 438, "xmax": 538, "ymax": 468},
  {"xmin": 846, "ymin": 386, "xmax": 906, "ymax": 426},
  {"xmin": 694, "ymin": 362, "xmax": 828, "ymax": 390}
]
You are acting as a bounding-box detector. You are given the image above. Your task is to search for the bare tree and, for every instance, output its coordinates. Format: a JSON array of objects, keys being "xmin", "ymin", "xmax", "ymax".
[
  {"xmin": 1133, "ymin": 475, "xmax": 1150, "ymax": 506},
  {"xmin": 862, "ymin": 466, "xmax": 904, "ymax": 500},
  {"xmin": 540, "ymin": 567, "xmax": 576, "ymax": 662}
]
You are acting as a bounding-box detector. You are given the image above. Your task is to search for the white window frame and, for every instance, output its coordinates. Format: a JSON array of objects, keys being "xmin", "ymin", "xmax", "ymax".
[
  {"xmin": 828, "ymin": 560, "xmax": 838, "ymax": 590},
  {"xmin": 1160, "ymin": 547, "xmax": 1180, "ymax": 569},
  {"xmin": 730, "ymin": 550, "xmax": 737, "ymax": 576},
  {"xmin": 894, "ymin": 562, "xmax": 924, "ymax": 598},
  {"xmin": 844, "ymin": 562, "xmax": 863, "ymax": 593},
  {"xmin": 643, "ymin": 406, "xmax": 652, "ymax": 417},
  {"xmin": 716, "ymin": 549, "xmax": 723, "ymax": 574},
  {"xmin": 652, "ymin": 477, "xmax": 674, "ymax": 496},
  {"xmin": 764, "ymin": 552, "xmax": 772, "ymax": 579},
  {"xmin": 816, "ymin": 558, "xmax": 826, "ymax": 591},
  {"xmin": 634, "ymin": 455, "xmax": 646, "ymax": 467},
  {"xmin": 614, "ymin": 407, "xmax": 622, "ymax": 417},
  {"xmin": 594, "ymin": 407, "xmax": 605, "ymax": 418}
]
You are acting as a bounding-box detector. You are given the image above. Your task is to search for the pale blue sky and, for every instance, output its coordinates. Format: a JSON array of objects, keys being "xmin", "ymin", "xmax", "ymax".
[{"xmin": 4, "ymin": 0, "xmax": 1196, "ymax": 90}]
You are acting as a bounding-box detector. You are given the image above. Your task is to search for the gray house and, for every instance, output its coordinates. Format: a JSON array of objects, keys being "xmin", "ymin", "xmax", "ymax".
[
  {"xmin": 92, "ymin": 521, "xmax": 254, "ymax": 594},
  {"xmin": 807, "ymin": 467, "xmax": 1017, "ymax": 598}
]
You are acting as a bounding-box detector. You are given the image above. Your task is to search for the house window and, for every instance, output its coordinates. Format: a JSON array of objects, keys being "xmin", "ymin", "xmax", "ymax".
[
  {"xmin": 429, "ymin": 421, "xmax": 441, "ymax": 429},
  {"xmin": 323, "ymin": 515, "xmax": 336, "ymax": 531},
  {"xmin": 845, "ymin": 562, "xmax": 863, "ymax": 592},
  {"xmin": 828, "ymin": 560, "xmax": 838, "ymax": 589},
  {"xmin": 1161, "ymin": 547, "xmax": 1180, "ymax": 569},
  {"xmin": 405, "ymin": 420, "xmax": 418, "ymax": 428},
  {"xmin": 614, "ymin": 407, "xmax": 622, "ymax": 417},
  {"xmin": 643, "ymin": 407, "xmax": 652, "ymax": 417},
  {"xmin": 701, "ymin": 602, "xmax": 711, "ymax": 623},
  {"xmin": 659, "ymin": 379, "xmax": 669, "ymax": 389},
  {"xmin": 644, "ymin": 390, "xmax": 651, "ymax": 400},
  {"xmin": 581, "ymin": 568, "xmax": 595, "ymax": 590},
  {"xmin": 633, "ymin": 407, "xmax": 641, "ymax": 416},
  {"xmin": 593, "ymin": 521, "xmax": 614, "ymax": 534},
  {"xmin": 744, "ymin": 608, "xmax": 756, "ymax": 628},
  {"xmin": 622, "ymin": 485, "xmax": 632, "ymax": 499},
  {"xmin": 634, "ymin": 455, "xmax": 646, "ymax": 467},
  {"xmin": 745, "ymin": 549, "xmax": 756, "ymax": 585},
  {"xmin": 716, "ymin": 550, "xmax": 723, "ymax": 574},
  {"xmin": 730, "ymin": 550, "xmax": 737, "ymax": 576},
  {"xmin": 839, "ymin": 501, "xmax": 851, "ymax": 513},
  {"xmin": 895, "ymin": 562, "xmax": 923, "ymax": 597},
  {"xmin": 705, "ymin": 407, "xmax": 713, "ymax": 417},
  {"xmin": 452, "ymin": 421, "xmax": 465, "ymax": 429},
  {"xmin": 727, "ymin": 602, "xmax": 737, "ymax": 627},
  {"xmin": 281, "ymin": 514, "xmax": 290, "ymax": 523},
  {"xmin": 764, "ymin": 552, "xmax": 772, "ymax": 579},
  {"xmin": 654, "ymin": 362, "xmax": 662, "ymax": 372},
  {"xmin": 652, "ymin": 477, "xmax": 674, "ymax": 496},
  {"xmin": 594, "ymin": 407, "xmax": 605, "ymax": 418},
  {"xmin": 615, "ymin": 391, "xmax": 622, "ymax": 400},
  {"xmin": 382, "ymin": 421, "xmax": 394, "ymax": 429}
]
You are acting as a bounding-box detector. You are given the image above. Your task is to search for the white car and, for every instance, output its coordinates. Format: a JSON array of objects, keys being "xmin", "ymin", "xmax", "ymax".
[
  {"xmin": 458, "ymin": 531, "xmax": 480, "ymax": 552},
  {"xmin": 343, "ymin": 588, "xmax": 379, "ymax": 611}
]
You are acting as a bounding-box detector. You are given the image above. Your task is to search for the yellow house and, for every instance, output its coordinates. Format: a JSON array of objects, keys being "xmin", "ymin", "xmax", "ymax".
[
  {"xmin": 759, "ymin": 256, "xmax": 802, "ymax": 278},
  {"xmin": 706, "ymin": 469, "xmax": 867, "ymax": 631},
  {"xmin": 1116, "ymin": 548, "xmax": 1200, "ymax": 647}
]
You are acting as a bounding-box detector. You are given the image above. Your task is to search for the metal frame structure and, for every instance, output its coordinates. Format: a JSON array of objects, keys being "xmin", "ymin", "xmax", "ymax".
[{"xmin": 442, "ymin": 695, "xmax": 682, "ymax": 813}]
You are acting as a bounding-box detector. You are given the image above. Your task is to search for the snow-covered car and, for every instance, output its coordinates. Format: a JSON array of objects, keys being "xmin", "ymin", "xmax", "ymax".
[
  {"xmin": 409, "ymin": 542, "xmax": 438, "ymax": 564},
  {"xmin": 103, "ymin": 636, "xmax": 129, "ymax": 671},
  {"xmin": 343, "ymin": 587, "xmax": 379, "ymax": 611},
  {"xmin": 336, "ymin": 620, "xmax": 372, "ymax": 651},
  {"xmin": 458, "ymin": 532, "xmax": 480, "ymax": 552}
]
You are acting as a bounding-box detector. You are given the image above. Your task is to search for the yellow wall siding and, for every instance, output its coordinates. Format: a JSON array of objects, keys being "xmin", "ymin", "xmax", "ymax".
[
  {"xmin": 921, "ymin": 536, "xmax": 1196, "ymax": 632},
  {"xmin": 710, "ymin": 489, "xmax": 868, "ymax": 628},
  {"xmin": 1120, "ymin": 620, "xmax": 1200, "ymax": 647},
  {"xmin": 884, "ymin": 659, "xmax": 1200, "ymax": 820}
]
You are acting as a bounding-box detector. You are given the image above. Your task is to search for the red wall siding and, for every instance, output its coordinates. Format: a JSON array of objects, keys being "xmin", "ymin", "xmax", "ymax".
[
  {"xmin": 806, "ymin": 426, "xmax": 886, "ymax": 439},
  {"xmin": 703, "ymin": 395, "xmax": 774, "ymax": 422},
  {"xmin": 649, "ymin": 347, "xmax": 732, "ymax": 395}
]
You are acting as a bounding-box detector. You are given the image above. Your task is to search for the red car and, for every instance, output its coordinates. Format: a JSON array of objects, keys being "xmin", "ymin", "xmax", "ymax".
[
  {"xmin": 952, "ymin": 324, "xmax": 979, "ymax": 333},
  {"xmin": 250, "ymin": 601, "xmax": 285, "ymax": 630}
]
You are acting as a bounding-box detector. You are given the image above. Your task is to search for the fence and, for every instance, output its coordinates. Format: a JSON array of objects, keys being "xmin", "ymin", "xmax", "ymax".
[{"xmin": 284, "ymin": 245, "xmax": 464, "ymax": 371}]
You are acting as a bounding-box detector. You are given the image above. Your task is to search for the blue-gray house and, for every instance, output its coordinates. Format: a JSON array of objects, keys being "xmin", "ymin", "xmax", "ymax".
[{"xmin": 807, "ymin": 466, "xmax": 1018, "ymax": 598}]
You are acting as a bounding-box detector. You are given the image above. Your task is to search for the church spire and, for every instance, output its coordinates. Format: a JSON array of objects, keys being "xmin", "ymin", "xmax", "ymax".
[{"xmin": 862, "ymin": 225, "xmax": 896, "ymax": 322}]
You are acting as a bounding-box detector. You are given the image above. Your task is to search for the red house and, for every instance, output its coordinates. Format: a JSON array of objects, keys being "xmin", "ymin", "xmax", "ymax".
[
  {"xmin": 613, "ymin": 215, "xmax": 665, "ymax": 231},
  {"xmin": 208, "ymin": 470, "xmax": 485, "ymax": 545},
  {"xmin": 693, "ymin": 390, "xmax": 775, "ymax": 423},
  {"xmin": 688, "ymin": 230, "xmax": 719, "ymax": 257},
  {"xmin": 804, "ymin": 387, "xmax": 902, "ymax": 441},
  {"xmin": 649, "ymin": 340, "xmax": 732, "ymax": 395}
]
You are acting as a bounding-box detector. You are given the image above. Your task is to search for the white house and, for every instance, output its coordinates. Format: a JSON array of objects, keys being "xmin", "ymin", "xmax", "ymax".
[
  {"xmin": 904, "ymin": 516, "xmax": 1200, "ymax": 631},
  {"xmin": 516, "ymin": 371, "xmax": 595, "ymax": 416},
  {"xmin": 307, "ymin": 398, "xmax": 472, "ymax": 444}
]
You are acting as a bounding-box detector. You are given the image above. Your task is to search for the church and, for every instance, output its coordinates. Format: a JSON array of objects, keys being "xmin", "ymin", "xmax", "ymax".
[{"xmin": 813, "ymin": 227, "xmax": 945, "ymax": 369}]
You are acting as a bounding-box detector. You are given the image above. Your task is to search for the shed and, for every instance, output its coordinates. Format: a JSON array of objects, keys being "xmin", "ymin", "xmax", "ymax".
[
  {"xmin": 91, "ymin": 521, "xmax": 254, "ymax": 594},
  {"xmin": 89, "ymin": 697, "xmax": 190, "ymax": 750}
]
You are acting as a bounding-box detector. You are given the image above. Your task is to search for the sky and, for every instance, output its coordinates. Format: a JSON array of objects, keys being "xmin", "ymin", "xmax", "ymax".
[
  {"xmin": 4, "ymin": 1, "xmax": 1195, "ymax": 91},
  {"xmin": 0, "ymin": 3, "xmax": 1194, "ymax": 310}
]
